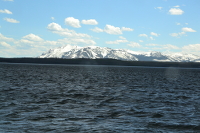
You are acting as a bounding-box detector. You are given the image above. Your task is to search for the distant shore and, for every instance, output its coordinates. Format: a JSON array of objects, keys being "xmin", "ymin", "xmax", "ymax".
[{"xmin": 0, "ymin": 57, "xmax": 200, "ymax": 68}]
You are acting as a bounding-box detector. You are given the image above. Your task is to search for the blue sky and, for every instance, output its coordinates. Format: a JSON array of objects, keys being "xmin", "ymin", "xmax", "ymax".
[{"xmin": 0, "ymin": 0, "xmax": 200, "ymax": 57}]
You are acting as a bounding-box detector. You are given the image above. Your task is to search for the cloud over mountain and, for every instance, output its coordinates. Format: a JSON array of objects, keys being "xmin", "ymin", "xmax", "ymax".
[
  {"xmin": 65, "ymin": 17, "xmax": 81, "ymax": 28},
  {"xmin": 104, "ymin": 25, "xmax": 122, "ymax": 35},
  {"xmin": 22, "ymin": 34, "xmax": 44, "ymax": 42}
]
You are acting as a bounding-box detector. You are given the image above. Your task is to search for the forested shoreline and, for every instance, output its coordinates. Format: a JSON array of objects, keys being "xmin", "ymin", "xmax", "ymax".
[{"xmin": 0, "ymin": 57, "xmax": 200, "ymax": 68}]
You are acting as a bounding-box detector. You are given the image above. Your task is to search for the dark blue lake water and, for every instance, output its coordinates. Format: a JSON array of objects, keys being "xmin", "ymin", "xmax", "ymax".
[{"xmin": 0, "ymin": 63, "xmax": 200, "ymax": 132}]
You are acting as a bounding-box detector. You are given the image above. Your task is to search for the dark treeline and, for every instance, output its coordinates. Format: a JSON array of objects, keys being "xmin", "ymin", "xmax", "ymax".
[{"xmin": 0, "ymin": 57, "xmax": 200, "ymax": 68}]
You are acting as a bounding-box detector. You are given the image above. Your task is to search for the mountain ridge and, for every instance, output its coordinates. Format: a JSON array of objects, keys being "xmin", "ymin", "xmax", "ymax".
[{"xmin": 39, "ymin": 45, "xmax": 200, "ymax": 62}]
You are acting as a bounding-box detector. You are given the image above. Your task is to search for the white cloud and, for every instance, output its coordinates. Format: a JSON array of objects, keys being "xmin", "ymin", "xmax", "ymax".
[
  {"xmin": 47, "ymin": 22, "xmax": 62, "ymax": 31},
  {"xmin": 0, "ymin": 47, "xmax": 45, "ymax": 57},
  {"xmin": 150, "ymin": 32, "xmax": 159, "ymax": 37},
  {"xmin": 47, "ymin": 22, "xmax": 91, "ymax": 38},
  {"xmin": 121, "ymin": 27, "xmax": 134, "ymax": 31},
  {"xmin": 4, "ymin": 18, "xmax": 20, "ymax": 23},
  {"xmin": 0, "ymin": 42, "xmax": 11, "ymax": 48},
  {"xmin": 146, "ymin": 44, "xmax": 159, "ymax": 46},
  {"xmin": 0, "ymin": 9, "xmax": 12, "ymax": 14},
  {"xmin": 170, "ymin": 33, "xmax": 179, "ymax": 37},
  {"xmin": 22, "ymin": 34, "xmax": 44, "ymax": 42},
  {"xmin": 57, "ymin": 38, "xmax": 96, "ymax": 45},
  {"xmin": 155, "ymin": 7, "xmax": 163, "ymax": 10},
  {"xmin": 0, "ymin": 39, "xmax": 91, "ymax": 57},
  {"xmin": 170, "ymin": 32, "xmax": 186, "ymax": 37},
  {"xmin": 90, "ymin": 27, "xmax": 103, "ymax": 33},
  {"xmin": 44, "ymin": 41, "xmax": 58, "ymax": 46},
  {"xmin": 150, "ymin": 37, "xmax": 155, "ymax": 40},
  {"xmin": 139, "ymin": 40, "xmax": 143, "ymax": 42},
  {"xmin": 91, "ymin": 25, "xmax": 133, "ymax": 34},
  {"xmin": 59, "ymin": 30, "xmax": 91, "ymax": 38},
  {"xmin": 182, "ymin": 27, "xmax": 196, "ymax": 32},
  {"xmin": 0, "ymin": 33, "xmax": 62, "ymax": 57},
  {"xmin": 104, "ymin": 24, "xmax": 122, "ymax": 35},
  {"xmin": 106, "ymin": 39, "xmax": 128, "ymax": 44},
  {"xmin": 170, "ymin": 27, "xmax": 196, "ymax": 38},
  {"xmin": 82, "ymin": 19, "xmax": 98, "ymax": 25},
  {"xmin": 18, "ymin": 39, "xmax": 34, "ymax": 44},
  {"xmin": 65, "ymin": 17, "xmax": 81, "ymax": 28},
  {"xmin": 176, "ymin": 22, "xmax": 181, "ymax": 25},
  {"xmin": 179, "ymin": 32, "xmax": 186, "ymax": 35},
  {"xmin": 0, "ymin": 33, "xmax": 15, "ymax": 42},
  {"xmin": 169, "ymin": 8, "xmax": 184, "ymax": 15},
  {"xmin": 15, "ymin": 37, "xmax": 58, "ymax": 48},
  {"xmin": 119, "ymin": 36, "xmax": 126, "ymax": 40},
  {"xmin": 174, "ymin": 5, "xmax": 180, "ymax": 8},
  {"xmin": 47, "ymin": 22, "xmax": 96, "ymax": 46},
  {"xmin": 163, "ymin": 44, "xmax": 179, "ymax": 49},
  {"xmin": 51, "ymin": 17, "xmax": 55, "ymax": 20},
  {"xmin": 182, "ymin": 44, "xmax": 200, "ymax": 52},
  {"xmin": 127, "ymin": 42, "xmax": 141, "ymax": 48},
  {"xmin": 106, "ymin": 36, "xmax": 128, "ymax": 44},
  {"xmin": 145, "ymin": 43, "xmax": 179, "ymax": 51},
  {"xmin": 3, "ymin": 45, "xmax": 51, "ymax": 57},
  {"xmin": 139, "ymin": 34, "xmax": 148, "ymax": 37}
]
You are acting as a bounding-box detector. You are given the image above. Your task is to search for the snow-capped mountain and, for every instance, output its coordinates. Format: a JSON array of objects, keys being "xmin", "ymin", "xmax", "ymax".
[
  {"xmin": 39, "ymin": 45, "xmax": 200, "ymax": 62},
  {"xmin": 39, "ymin": 45, "xmax": 138, "ymax": 61}
]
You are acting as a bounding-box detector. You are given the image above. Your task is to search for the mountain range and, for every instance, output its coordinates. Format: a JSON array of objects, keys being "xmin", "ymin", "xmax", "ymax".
[{"xmin": 39, "ymin": 45, "xmax": 200, "ymax": 62}]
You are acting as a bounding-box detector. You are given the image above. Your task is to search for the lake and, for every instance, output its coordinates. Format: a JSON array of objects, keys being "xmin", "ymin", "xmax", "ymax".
[{"xmin": 0, "ymin": 63, "xmax": 200, "ymax": 132}]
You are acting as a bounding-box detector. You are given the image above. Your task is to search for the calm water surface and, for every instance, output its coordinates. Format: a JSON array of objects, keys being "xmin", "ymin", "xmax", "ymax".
[{"xmin": 0, "ymin": 63, "xmax": 200, "ymax": 132}]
